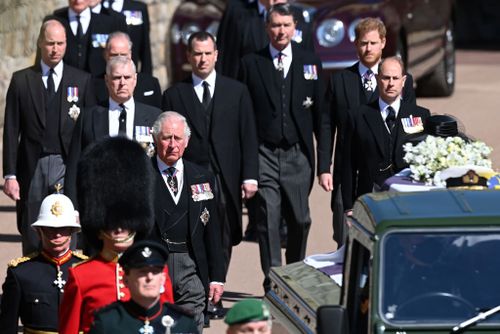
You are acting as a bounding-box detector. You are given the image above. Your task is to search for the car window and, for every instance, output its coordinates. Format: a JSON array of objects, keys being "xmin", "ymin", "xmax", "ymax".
[{"xmin": 380, "ymin": 230, "xmax": 500, "ymax": 325}]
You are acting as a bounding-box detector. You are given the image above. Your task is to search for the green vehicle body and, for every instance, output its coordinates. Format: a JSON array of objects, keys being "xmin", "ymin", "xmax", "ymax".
[{"xmin": 265, "ymin": 189, "xmax": 500, "ymax": 333}]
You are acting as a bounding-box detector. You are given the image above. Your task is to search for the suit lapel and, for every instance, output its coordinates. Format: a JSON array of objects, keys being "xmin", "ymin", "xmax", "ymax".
[
  {"xmin": 393, "ymin": 101, "xmax": 413, "ymax": 148},
  {"xmin": 28, "ymin": 66, "xmax": 46, "ymax": 127},
  {"xmin": 59, "ymin": 65, "xmax": 71, "ymax": 135},
  {"xmin": 184, "ymin": 162, "xmax": 203, "ymax": 238},
  {"xmin": 93, "ymin": 104, "xmax": 110, "ymax": 139},
  {"xmin": 178, "ymin": 80, "xmax": 205, "ymax": 137},
  {"xmin": 211, "ymin": 76, "xmax": 229, "ymax": 133},
  {"xmin": 152, "ymin": 157, "xmax": 176, "ymax": 234},
  {"xmin": 362, "ymin": 102, "xmax": 386, "ymax": 156},
  {"xmin": 255, "ymin": 50, "xmax": 279, "ymax": 110}
]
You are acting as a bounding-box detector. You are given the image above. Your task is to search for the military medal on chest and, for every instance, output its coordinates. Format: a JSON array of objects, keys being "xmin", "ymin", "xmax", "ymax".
[
  {"xmin": 53, "ymin": 266, "xmax": 67, "ymax": 293},
  {"xmin": 139, "ymin": 318, "xmax": 154, "ymax": 334},
  {"xmin": 162, "ymin": 315, "xmax": 175, "ymax": 334}
]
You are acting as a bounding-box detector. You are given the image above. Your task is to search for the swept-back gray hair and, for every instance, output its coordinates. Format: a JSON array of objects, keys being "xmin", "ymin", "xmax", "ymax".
[
  {"xmin": 152, "ymin": 111, "xmax": 192, "ymax": 139},
  {"xmin": 106, "ymin": 55, "xmax": 137, "ymax": 76}
]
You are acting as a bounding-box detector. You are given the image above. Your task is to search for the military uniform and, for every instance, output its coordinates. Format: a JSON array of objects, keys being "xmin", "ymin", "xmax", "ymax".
[
  {"xmin": 0, "ymin": 250, "xmax": 87, "ymax": 334},
  {"xmin": 89, "ymin": 300, "xmax": 198, "ymax": 334},
  {"xmin": 59, "ymin": 251, "xmax": 174, "ymax": 334}
]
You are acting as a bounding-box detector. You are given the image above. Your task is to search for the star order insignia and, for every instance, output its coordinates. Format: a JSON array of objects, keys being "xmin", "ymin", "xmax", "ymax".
[
  {"xmin": 68, "ymin": 104, "xmax": 80, "ymax": 121},
  {"xmin": 302, "ymin": 96, "xmax": 314, "ymax": 108},
  {"xmin": 200, "ymin": 207, "xmax": 210, "ymax": 225}
]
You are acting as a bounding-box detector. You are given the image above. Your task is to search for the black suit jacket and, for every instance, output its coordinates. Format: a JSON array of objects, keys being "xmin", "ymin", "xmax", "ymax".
[
  {"xmin": 64, "ymin": 101, "xmax": 161, "ymax": 203},
  {"xmin": 239, "ymin": 44, "xmax": 323, "ymax": 189},
  {"xmin": 2, "ymin": 63, "xmax": 95, "ymax": 201},
  {"xmin": 149, "ymin": 158, "xmax": 225, "ymax": 289},
  {"xmin": 119, "ymin": 0, "xmax": 152, "ymax": 74},
  {"xmin": 93, "ymin": 73, "xmax": 162, "ymax": 108},
  {"xmin": 53, "ymin": 8, "xmax": 127, "ymax": 76},
  {"xmin": 317, "ymin": 62, "xmax": 416, "ymax": 201},
  {"xmin": 162, "ymin": 74, "xmax": 259, "ymax": 244},
  {"xmin": 217, "ymin": 1, "xmax": 314, "ymax": 78},
  {"xmin": 342, "ymin": 100, "xmax": 430, "ymax": 209}
]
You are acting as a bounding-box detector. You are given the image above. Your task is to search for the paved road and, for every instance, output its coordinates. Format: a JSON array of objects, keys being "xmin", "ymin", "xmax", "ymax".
[{"xmin": 0, "ymin": 50, "xmax": 499, "ymax": 333}]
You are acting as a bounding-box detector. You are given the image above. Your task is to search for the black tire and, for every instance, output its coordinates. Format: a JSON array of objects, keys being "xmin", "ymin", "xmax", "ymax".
[{"xmin": 416, "ymin": 23, "xmax": 456, "ymax": 97}]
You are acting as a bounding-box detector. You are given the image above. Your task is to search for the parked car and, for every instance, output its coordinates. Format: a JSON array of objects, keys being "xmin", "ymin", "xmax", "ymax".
[{"xmin": 169, "ymin": 0, "xmax": 455, "ymax": 97}]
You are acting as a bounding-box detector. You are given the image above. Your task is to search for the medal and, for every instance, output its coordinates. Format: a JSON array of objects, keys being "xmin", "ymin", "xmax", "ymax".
[
  {"xmin": 139, "ymin": 319, "xmax": 154, "ymax": 334},
  {"xmin": 67, "ymin": 86, "xmax": 79, "ymax": 103},
  {"xmin": 53, "ymin": 267, "xmax": 67, "ymax": 293},
  {"xmin": 162, "ymin": 315, "xmax": 175, "ymax": 334}
]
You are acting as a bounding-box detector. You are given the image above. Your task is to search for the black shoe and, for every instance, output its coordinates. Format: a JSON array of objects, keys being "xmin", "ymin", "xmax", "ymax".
[
  {"xmin": 207, "ymin": 300, "xmax": 226, "ymax": 319},
  {"xmin": 204, "ymin": 316, "xmax": 210, "ymax": 328},
  {"xmin": 242, "ymin": 228, "xmax": 257, "ymax": 242}
]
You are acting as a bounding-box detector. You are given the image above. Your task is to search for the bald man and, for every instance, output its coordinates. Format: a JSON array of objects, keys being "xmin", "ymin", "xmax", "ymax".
[{"xmin": 3, "ymin": 19, "xmax": 95, "ymax": 255}]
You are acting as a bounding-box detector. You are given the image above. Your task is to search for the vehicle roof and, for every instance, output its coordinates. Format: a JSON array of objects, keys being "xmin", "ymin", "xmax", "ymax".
[{"xmin": 351, "ymin": 189, "xmax": 500, "ymax": 233}]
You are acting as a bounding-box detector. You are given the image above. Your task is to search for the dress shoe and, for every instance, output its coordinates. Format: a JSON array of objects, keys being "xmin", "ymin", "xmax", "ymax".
[{"xmin": 207, "ymin": 300, "xmax": 226, "ymax": 319}]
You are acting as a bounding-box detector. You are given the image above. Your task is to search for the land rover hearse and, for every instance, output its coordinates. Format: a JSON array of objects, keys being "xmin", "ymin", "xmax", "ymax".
[{"xmin": 266, "ymin": 190, "xmax": 500, "ymax": 333}]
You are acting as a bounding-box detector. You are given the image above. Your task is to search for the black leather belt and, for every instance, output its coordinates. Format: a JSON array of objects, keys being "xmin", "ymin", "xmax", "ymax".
[{"xmin": 163, "ymin": 238, "xmax": 188, "ymax": 253}]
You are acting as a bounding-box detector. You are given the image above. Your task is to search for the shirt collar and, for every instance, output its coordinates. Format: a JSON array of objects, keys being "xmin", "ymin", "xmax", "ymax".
[
  {"xmin": 269, "ymin": 42, "xmax": 292, "ymax": 60},
  {"xmin": 157, "ymin": 157, "xmax": 184, "ymax": 174},
  {"xmin": 40, "ymin": 60, "xmax": 64, "ymax": 77},
  {"xmin": 91, "ymin": 3, "xmax": 102, "ymax": 14},
  {"xmin": 358, "ymin": 61, "xmax": 379, "ymax": 76},
  {"xmin": 109, "ymin": 97, "xmax": 134, "ymax": 111},
  {"xmin": 257, "ymin": 1, "xmax": 266, "ymax": 15},
  {"xmin": 378, "ymin": 97, "xmax": 402, "ymax": 115},
  {"xmin": 68, "ymin": 6, "xmax": 91, "ymax": 20},
  {"xmin": 192, "ymin": 70, "xmax": 216, "ymax": 88}
]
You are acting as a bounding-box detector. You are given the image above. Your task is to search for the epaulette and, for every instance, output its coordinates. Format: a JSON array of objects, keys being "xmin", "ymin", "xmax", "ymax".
[
  {"xmin": 72, "ymin": 250, "xmax": 89, "ymax": 261},
  {"xmin": 71, "ymin": 254, "xmax": 97, "ymax": 268},
  {"xmin": 8, "ymin": 252, "xmax": 38, "ymax": 268}
]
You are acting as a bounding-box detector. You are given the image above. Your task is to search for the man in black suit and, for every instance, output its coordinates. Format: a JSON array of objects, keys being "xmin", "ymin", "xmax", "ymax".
[
  {"xmin": 341, "ymin": 56, "xmax": 430, "ymax": 211},
  {"xmin": 317, "ymin": 17, "xmax": 416, "ymax": 247},
  {"xmin": 148, "ymin": 111, "xmax": 225, "ymax": 332},
  {"xmin": 239, "ymin": 4, "xmax": 323, "ymax": 292},
  {"xmin": 162, "ymin": 31, "xmax": 258, "ymax": 282},
  {"xmin": 93, "ymin": 32, "xmax": 161, "ymax": 108},
  {"xmin": 101, "ymin": 0, "xmax": 152, "ymax": 74},
  {"xmin": 53, "ymin": 0, "xmax": 127, "ymax": 76},
  {"xmin": 65, "ymin": 56, "xmax": 161, "ymax": 204},
  {"xmin": 217, "ymin": 0, "xmax": 314, "ymax": 79},
  {"xmin": 3, "ymin": 19, "xmax": 95, "ymax": 255}
]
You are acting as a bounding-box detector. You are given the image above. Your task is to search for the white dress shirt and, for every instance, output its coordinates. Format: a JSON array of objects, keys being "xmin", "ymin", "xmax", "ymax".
[
  {"xmin": 192, "ymin": 70, "xmax": 216, "ymax": 103},
  {"xmin": 379, "ymin": 98, "xmax": 402, "ymax": 132},
  {"xmin": 108, "ymin": 98, "xmax": 136, "ymax": 139},
  {"xmin": 68, "ymin": 7, "xmax": 91, "ymax": 36},
  {"xmin": 41, "ymin": 60, "xmax": 63, "ymax": 93},
  {"xmin": 269, "ymin": 43, "xmax": 292, "ymax": 78},
  {"xmin": 157, "ymin": 158, "xmax": 184, "ymax": 204}
]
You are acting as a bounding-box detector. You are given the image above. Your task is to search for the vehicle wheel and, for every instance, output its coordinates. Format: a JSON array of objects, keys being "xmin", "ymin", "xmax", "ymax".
[{"xmin": 416, "ymin": 23, "xmax": 455, "ymax": 97}]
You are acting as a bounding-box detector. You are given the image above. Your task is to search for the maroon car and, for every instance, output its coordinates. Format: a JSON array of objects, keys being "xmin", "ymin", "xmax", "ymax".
[{"xmin": 169, "ymin": 0, "xmax": 455, "ymax": 96}]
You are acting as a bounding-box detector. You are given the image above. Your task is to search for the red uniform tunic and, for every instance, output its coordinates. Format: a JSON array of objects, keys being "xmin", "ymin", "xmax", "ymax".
[{"xmin": 59, "ymin": 251, "xmax": 174, "ymax": 334}]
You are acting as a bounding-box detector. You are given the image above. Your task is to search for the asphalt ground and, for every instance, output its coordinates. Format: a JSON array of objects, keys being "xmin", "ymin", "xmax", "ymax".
[{"xmin": 0, "ymin": 49, "xmax": 499, "ymax": 333}]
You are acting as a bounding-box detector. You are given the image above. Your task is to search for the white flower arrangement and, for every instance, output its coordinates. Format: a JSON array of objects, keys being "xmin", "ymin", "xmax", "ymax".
[{"xmin": 403, "ymin": 136, "xmax": 493, "ymax": 187}]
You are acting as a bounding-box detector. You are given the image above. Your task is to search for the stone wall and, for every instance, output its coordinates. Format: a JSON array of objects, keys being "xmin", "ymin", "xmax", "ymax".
[{"xmin": 0, "ymin": 0, "xmax": 180, "ymax": 127}]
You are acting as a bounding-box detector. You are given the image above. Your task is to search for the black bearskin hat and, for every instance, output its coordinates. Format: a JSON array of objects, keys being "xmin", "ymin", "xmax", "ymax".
[{"xmin": 76, "ymin": 137, "xmax": 154, "ymax": 250}]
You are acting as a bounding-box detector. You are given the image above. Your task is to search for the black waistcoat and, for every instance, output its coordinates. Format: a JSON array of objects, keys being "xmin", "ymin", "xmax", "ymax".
[
  {"xmin": 265, "ymin": 67, "xmax": 299, "ymax": 146},
  {"xmin": 41, "ymin": 84, "xmax": 63, "ymax": 155},
  {"xmin": 160, "ymin": 178, "xmax": 189, "ymax": 242},
  {"xmin": 65, "ymin": 28, "xmax": 90, "ymax": 71}
]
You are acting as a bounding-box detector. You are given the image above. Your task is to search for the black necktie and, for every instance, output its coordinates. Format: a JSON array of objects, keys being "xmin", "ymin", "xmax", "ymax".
[
  {"xmin": 47, "ymin": 68, "xmax": 55, "ymax": 99},
  {"xmin": 386, "ymin": 106, "xmax": 396, "ymax": 133},
  {"xmin": 276, "ymin": 52, "xmax": 284, "ymax": 75},
  {"xmin": 118, "ymin": 104, "xmax": 127, "ymax": 135},
  {"xmin": 76, "ymin": 15, "xmax": 83, "ymax": 39},
  {"xmin": 165, "ymin": 167, "xmax": 178, "ymax": 196},
  {"xmin": 202, "ymin": 81, "xmax": 211, "ymax": 109}
]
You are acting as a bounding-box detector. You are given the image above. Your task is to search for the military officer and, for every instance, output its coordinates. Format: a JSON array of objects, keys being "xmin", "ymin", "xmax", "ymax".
[
  {"xmin": 89, "ymin": 240, "xmax": 198, "ymax": 334},
  {"xmin": 0, "ymin": 191, "xmax": 86, "ymax": 334}
]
